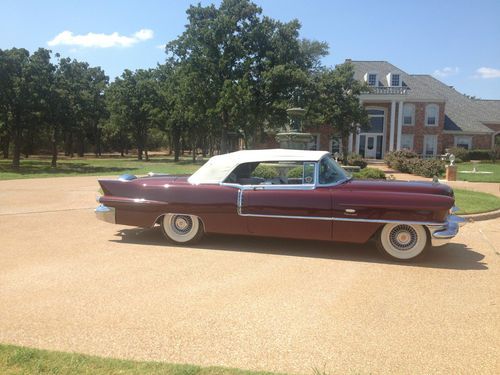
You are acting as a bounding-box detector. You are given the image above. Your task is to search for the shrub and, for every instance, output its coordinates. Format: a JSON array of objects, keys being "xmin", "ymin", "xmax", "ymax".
[
  {"xmin": 384, "ymin": 150, "xmax": 445, "ymax": 178},
  {"xmin": 353, "ymin": 167, "xmax": 386, "ymax": 179},
  {"xmin": 410, "ymin": 158, "xmax": 446, "ymax": 178},
  {"xmin": 468, "ymin": 149, "xmax": 493, "ymax": 161},
  {"xmin": 252, "ymin": 164, "xmax": 278, "ymax": 179},
  {"xmin": 346, "ymin": 153, "xmax": 367, "ymax": 169},
  {"xmin": 385, "ymin": 150, "xmax": 418, "ymax": 170},
  {"xmin": 448, "ymin": 147, "xmax": 469, "ymax": 162},
  {"xmin": 287, "ymin": 166, "xmax": 303, "ymax": 178}
]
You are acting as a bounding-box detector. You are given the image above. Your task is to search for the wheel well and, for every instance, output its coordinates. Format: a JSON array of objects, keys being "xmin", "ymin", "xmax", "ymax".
[
  {"xmin": 370, "ymin": 223, "xmax": 431, "ymax": 245},
  {"xmin": 154, "ymin": 213, "xmax": 205, "ymax": 231}
]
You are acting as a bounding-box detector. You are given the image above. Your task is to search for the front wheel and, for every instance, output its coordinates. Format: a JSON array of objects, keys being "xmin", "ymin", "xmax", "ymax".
[
  {"xmin": 161, "ymin": 214, "xmax": 204, "ymax": 244},
  {"xmin": 376, "ymin": 223, "xmax": 428, "ymax": 261}
]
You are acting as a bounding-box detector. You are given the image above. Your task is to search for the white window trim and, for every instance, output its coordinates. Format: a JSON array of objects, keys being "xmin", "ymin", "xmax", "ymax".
[
  {"xmin": 386, "ymin": 72, "xmax": 401, "ymax": 87},
  {"xmin": 365, "ymin": 106, "xmax": 386, "ymax": 157},
  {"xmin": 402, "ymin": 103, "xmax": 415, "ymax": 126},
  {"xmin": 423, "ymin": 134, "xmax": 438, "ymax": 156},
  {"xmin": 364, "ymin": 72, "xmax": 378, "ymax": 87},
  {"xmin": 425, "ymin": 104, "xmax": 439, "ymax": 127},
  {"xmin": 454, "ymin": 135, "xmax": 472, "ymax": 149},
  {"xmin": 400, "ymin": 134, "xmax": 414, "ymax": 150}
]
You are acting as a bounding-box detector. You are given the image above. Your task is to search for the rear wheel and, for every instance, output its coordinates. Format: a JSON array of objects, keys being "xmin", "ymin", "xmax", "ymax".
[
  {"xmin": 161, "ymin": 214, "xmax": 204, "ymax": 244},
  {"xmin": 376, "ymin": 223, "xmax": 428, "ymax": 261}
]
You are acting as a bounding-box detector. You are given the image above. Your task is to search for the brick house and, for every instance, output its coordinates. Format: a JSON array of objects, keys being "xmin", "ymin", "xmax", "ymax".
[{"xmin": 259, "ymin": 60, "xmax": 500, "ymax": 158}]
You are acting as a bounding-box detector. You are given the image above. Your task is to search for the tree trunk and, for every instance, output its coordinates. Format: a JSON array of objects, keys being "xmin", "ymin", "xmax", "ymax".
[
  {"xmin": 77, "ymin": 134, "xmax": 84, "ymax": 157},
  {"xmin": 50, "ymin": 127, "xmax": 58, "ymax": 168},
  {"xmin": 94, "ymin": 122, "xmax": 101, "ymax": 156},
  {"xmin": 12, "ymin": 126, "xmax": 21, "ymax": 169},
  {"xmin": 172, "ymin": 127, "xmax": 181, "ymax": 162},
  {"xmin": 65, "ymin": 132, "xmax": 74, "ymax": 157},
  {"xmin": 1, "ymin": 134, "xmax": 9, "ymax": 159},
  {"xmin": 341, "ymin": 135, "xmax": 348, "ymax": 165},
  {"xmin": 143, "ymin": 130, "xmax": 149, "ymax": 161}
]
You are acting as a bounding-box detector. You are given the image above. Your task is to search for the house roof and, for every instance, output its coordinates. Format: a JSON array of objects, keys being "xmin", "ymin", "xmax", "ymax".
[
  {"xmin": 350, "ymin": 60, "xmax": 498, "ymax": 134},
  {"xmin": 188, "ymin": 149, "xmax": 329, "ymax": 184}
]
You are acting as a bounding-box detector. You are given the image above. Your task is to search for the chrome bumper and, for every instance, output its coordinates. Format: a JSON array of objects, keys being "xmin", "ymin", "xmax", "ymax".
[
  {"xmin": 428, "ymin": 215, "xmax": 466, "ymax": 247},
  {"xmin": 95, "ymin": 204, "xmax": 116, "ymax": 224}
]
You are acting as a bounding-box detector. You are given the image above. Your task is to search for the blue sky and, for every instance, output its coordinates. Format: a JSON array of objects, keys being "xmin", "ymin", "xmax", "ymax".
[{"xmin": 1, "ymin": 0, "xmax": 499, "ymax": 98}]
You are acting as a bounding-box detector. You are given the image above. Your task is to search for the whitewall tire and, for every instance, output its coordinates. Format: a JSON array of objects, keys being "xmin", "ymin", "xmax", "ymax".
[
  {"xmin": 377, "ymin": 223, "xmax": 428, "ymax": 261},
  {"xmin": 161, "ymin": 214, "xmax": 204, "ymax": 244}
]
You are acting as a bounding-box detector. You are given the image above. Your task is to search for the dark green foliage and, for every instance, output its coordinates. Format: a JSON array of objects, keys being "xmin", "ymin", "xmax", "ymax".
[
  {"xmin": 287, "ymin": 166, "xmax": 303, "ymax": 178},
  {"xmin": 306, "ymin": 63, "xmax": 369, "ymax": 158},
  {"xmin": 251, "ymin": 164, "xmax": 278, "ymax": 179},
  {"xmin": 385, "ymin": 151, "xmax": 445, "ymax": 178},
  {"xmin": 448, "ymin": 147, "xmax": 496, "ymax": 163},
  {"xmin": 468, "ymin": 149, "xmax": 494, "ymax": 161},
  {"xmin": 410, "ymin": 158, "xmax": 446, "ymax": 178},
  {"xmin": 447, "ymin": 147, "xmax": 469, "ymax": 162},
  {"xmin": 346, "ymin": 153, "xmax": 367, "ymax": 169},
  {"xmin": 353, "ymin": 167, "xmax": 386, "ymax": 179}
]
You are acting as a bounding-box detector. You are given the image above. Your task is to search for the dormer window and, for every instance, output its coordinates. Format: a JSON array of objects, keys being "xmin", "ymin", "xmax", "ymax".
[
  {"xmin": 391, "ymin": 74, "xmax": 400, "ymax": 86},
  {"xmin": 364, "ymin": 72, "xmax": 378, "ymax": 86},
  {"xmin": 386, "ymin": 72, "xmax": 401, "ymax": 86},
  {"xmin": 368, "ymin": 73, "xmax": 377, "ymax": 86}
]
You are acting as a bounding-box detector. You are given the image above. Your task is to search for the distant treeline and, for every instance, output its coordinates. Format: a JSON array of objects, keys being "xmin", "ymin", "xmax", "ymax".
[{"xmin": 0, "ymin": 0, "xmax": 367, "ymax": 168}]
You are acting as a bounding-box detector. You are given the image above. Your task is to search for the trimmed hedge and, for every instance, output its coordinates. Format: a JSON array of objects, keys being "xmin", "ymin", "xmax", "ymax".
[
  {"xmin": 447, "ymin": 147, "xmax": 498, "ymax": 163},
  {"xmin": 353, "ymin": 167, "xmax": 386, "ymax": 179},
  {"xmin": 346, "ymin": 153, "xmax": 367, "ymax": 169},
  {"xmin": 252, "ymin": 164, "xmax": 278, "ymax": 179},
  {"xmin": 385, "ymin": 151, "xmax": 445, "ymax": 178}
]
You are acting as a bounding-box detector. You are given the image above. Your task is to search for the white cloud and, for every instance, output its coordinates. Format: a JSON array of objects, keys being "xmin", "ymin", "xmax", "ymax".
[
  {"xmin": 47, "ymin": 29, "xmax": 154, "ymax": 48},
  {"xmin": 433, "ymin": 66, "xmax": 459, "ymax": 78},
  {"xmin": 474, "ymin": 67, "xmax": 500, "ymax": 79},
  {"xmin": 156, "ymin": 44, "xmax": 166, "ymax": 50}
]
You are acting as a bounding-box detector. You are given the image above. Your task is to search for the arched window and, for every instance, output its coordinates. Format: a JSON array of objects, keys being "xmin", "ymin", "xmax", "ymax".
[
  {"xmin": 403, "ymin": 103, "xmax": 415, "ymax": 126},
  {"xmin": 425, "ymin": 104, "xmax": 439, "ymax": 126}
]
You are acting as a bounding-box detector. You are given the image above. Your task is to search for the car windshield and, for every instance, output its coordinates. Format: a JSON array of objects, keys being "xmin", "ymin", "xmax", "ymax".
[{"xmin": 318, "ymin": 157, "xmax": 349, "ymax": 185}]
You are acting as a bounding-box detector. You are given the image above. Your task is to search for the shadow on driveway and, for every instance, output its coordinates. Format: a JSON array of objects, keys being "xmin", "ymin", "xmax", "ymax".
[{"xmin": 111, "ymin": 227, "xmax": 487, "ymax": 271}]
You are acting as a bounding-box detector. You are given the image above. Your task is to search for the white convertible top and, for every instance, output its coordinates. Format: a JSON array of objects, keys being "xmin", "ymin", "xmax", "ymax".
[{"xmin": 188, "ymin": 149, "xmax": 329, "ymax": 184}]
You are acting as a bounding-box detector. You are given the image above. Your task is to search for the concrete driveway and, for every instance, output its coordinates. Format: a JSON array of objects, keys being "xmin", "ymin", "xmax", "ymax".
[{"xmin": 0, "ymin": 176, "xmax": 498, "ymax": 374}]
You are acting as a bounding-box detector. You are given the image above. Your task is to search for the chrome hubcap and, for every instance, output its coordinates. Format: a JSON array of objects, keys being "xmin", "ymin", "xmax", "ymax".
[
  {"xmin": 172, "ymin": 215, "xmax": 193, "ymax": 235},
  {"xmin": 389, "ymin": 224, "xmax": 418, "ymax": 251}
]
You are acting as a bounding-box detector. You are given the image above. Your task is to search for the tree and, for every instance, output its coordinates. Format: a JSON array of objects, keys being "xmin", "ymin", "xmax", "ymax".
[
  {"xmin": 166, "ymin": 0, "xmax": 328, "ymax": 153},
  {"xmin": 1, "ymin": 48, "xmax": 33, "ymax": 168},
  {"xmin": 106, "ymin": 69, "xmax": 159, "ymax": 160},
  {"xmin": 307, "ymin": 62, "xmax": 368, "ymax": 159}
]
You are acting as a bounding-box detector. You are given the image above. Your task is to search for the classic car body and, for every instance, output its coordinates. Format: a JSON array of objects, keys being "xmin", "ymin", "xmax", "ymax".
[{"xmin": 96, "ymin": 149, "xmax": 465, "ymax": 260}]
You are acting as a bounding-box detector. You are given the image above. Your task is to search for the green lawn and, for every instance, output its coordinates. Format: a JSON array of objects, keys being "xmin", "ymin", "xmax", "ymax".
[
  {"xmin": 456, "ymin": 162, "xmax": 500, "ymax": 182},
  {"xmin": 0, "ymin": 344, "xmax": 279, "ymax": 375},
  {"xmin": 453, "ymin": 188, "xmax": 500, "ymax": 215},
  {"xmin": 0, "ymin": 156, "xmax": 203, "ymax": 180}
]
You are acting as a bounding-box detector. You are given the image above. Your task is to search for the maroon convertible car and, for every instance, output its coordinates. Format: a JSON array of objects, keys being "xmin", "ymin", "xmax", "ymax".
[{"xmin": 96, "ymin": 149, "xmax": 465, "ymax": 261}]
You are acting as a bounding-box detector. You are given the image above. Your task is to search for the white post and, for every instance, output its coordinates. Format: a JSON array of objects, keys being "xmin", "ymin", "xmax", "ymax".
[
  {"xmin": 389, "ymin": 100, "xmax": 396, "ymax": 152},
  {"xmin": 348, "ymin": 132, "xmax": 353, "ymax": 153},
  {"xmin": 397, "ymin": 101, "xmax": 404, "ymax": 150}
]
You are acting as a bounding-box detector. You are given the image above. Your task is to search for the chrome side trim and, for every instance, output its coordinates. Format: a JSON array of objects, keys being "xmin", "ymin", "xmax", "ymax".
[
  {"xmin": 236, "ymin": 188, "xmax": 446, "ymax": 227},
  {"xmin": 95, "ymin": 204, "xmax": 116, "ymax": 224},
  {"xmin": 221, "ymin": 182, "xmax": 315, "ymax": 191}
]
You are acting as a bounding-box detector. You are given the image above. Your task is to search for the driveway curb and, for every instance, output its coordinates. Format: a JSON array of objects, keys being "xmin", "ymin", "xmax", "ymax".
[{"xmin": 460, "ymin": 208, "xmax": 500, "ymax": 222}]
